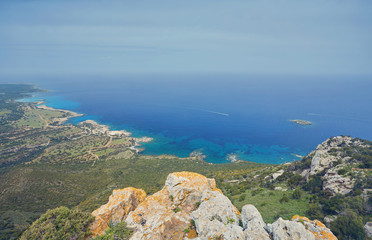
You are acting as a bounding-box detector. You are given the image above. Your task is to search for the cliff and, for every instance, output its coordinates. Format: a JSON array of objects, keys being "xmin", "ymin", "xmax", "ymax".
[{"xmin": 90, "ymin": 171, "xmax": 337, "ymax": 240}]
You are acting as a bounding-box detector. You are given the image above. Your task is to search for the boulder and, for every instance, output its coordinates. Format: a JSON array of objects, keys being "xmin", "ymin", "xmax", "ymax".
[
  {"xmin": 272, "ymin": 169, "xmax": 284, "ymax": 180},
  {"xmin": 266, "ymin": 217, "xmax": 316, "ymax": 240},
  {"xmin": 244, "ymin": 221, "xmax": 270, "ymax": 240},
  {"xmin": 292, "ymin": 215, "xmax": 337, "ymax": 240},
  {"xmin": 90, "ymin": 187, "xmax": 147, "ymax": 236},
  {"xmin": 241, "ymin": 204, "xmax": 270, "ymax": 239},
  {"xmin": 241, "ymin": 204, "xmax": 265, "ymax": 229},
  {"xmin": 191, "ymin": 190, "xmax": 242, "ymax": 239}
]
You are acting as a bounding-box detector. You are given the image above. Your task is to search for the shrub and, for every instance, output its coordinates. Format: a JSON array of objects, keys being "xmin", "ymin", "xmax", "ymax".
[
  {"xmin": 292, "ymin": 188, "xmax": 302, "ymax": 199},
  {"xmin": 95, "ymin": 221, "xmax": 132, "ymax": 240},
  {"xmin": 322, "ymin": 194, "xmax": 344, "ymax": 215},
  {"xmin": 303, "ymin": 176, "xmax": 323, "ymax": 193},
  {"xmin": 174, "ymin": 208, "xmax": 181, "ymax": 213},
  {"xmin": 227, "ymin": 217, "xmax": 235, "ymax": 224},
  {"xmin": 337, "ymin": 168, "xmax": 347, "ymax": 175},
  {"xmin": 330, "ymin": 210, "xmax": 366, "ymax": 240},
  {"xmin": 238, "ymin": 194, "xmax": 246, "ymax": 202},
  {"xmin": 20, "ymin": 206, "xmax": 94, "ymax": 240},
  {"xmin": 251, "ymin": 188, "xmax": 263, "ymax": 196},
  {"xmin": 288, "ymin": 174, "xmax": 304, "ymax": 187},
  {"xmin": 279, "ymin": 194, "xmax": 290, "ymax": 203},
  {"xmin": 306, "ymin": 203, "xmax": 324, "ymax": 220}
]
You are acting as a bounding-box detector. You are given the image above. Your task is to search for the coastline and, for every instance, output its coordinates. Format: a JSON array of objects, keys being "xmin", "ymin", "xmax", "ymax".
[
  {"xmin": 16, "ymin": 87, "xmax": 312, "ymax": 164},
  {"xmin": 22, "ymin": 96, "xmax": 154, "ymax": 153},
  {"xmin": 37, "ymin": 104, "xmax": 83, "ymax": 124}
]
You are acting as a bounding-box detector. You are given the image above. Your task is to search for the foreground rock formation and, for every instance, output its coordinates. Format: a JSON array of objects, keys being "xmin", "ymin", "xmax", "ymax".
[
  {"xmin": 90, "ymin": 187, "xmax": 147, "ymax": 236},
  {"xmin": 90, "ymin": 171, "xmax": 337, "ymax": 240}
]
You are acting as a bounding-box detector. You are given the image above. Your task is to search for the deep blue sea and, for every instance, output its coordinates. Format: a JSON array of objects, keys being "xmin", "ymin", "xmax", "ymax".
[{"xmin": 10, "ymin": 74, "xmax": 372, "ymax": 164}]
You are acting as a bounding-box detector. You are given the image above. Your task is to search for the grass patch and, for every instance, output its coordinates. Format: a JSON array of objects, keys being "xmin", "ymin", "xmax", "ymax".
[{"xmin": 234, "ymin": 188, "xmax": 310, "ymax": 223}]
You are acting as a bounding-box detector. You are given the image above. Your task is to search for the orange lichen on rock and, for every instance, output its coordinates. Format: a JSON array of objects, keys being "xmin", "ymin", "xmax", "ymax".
[
  {"xmin": 292, "ymin": 215, "xmax": 338, "ymax": 240},
  {"xmin": 125, "ymin": 172, "xmax": 225, "ymax": 240},
  {"xmin": 187, "ymin": 229, "xmax": 198, "ymax": 239},
  {"xmin": 90, "ymin": 187, "xmax": 147, "ymax": 236}
]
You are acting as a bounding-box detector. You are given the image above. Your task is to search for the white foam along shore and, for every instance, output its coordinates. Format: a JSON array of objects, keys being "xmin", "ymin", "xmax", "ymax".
[{"xmin": 79, "ymin": 120, "xmax": 153, "ymax": 152}]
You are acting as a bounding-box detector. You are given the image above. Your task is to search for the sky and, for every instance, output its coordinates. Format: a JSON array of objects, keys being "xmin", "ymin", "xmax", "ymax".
[{"xmin": 0, "ymin": 0, "xmax": 371, "ymax": 76}]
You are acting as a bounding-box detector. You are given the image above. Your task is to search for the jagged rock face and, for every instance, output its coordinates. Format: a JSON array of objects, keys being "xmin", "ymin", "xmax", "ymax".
[
  {"xmin": 191, "ymin": 190, "xmax": 242, "ymax": 239},
  {"xmin": 125, "ymin": 172, "xmax": 221, "ymax": 240},
  {"xmin": 292, "ymin": 215, "xmax": 338, "ymax": 240},
  {"xmin": 90, "ymin": 187, "xmax": 147, "ymax": 236},
  {"xmin": 266, "ymin": 217, "xmax": 316, "ymax": 240}
]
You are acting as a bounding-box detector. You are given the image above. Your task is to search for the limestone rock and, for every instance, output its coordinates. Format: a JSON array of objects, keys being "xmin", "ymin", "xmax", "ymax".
[
  {"xmin": 241, "ymin": 204, "xmax": 265, "ymax": 229},
  {"xmin": 292, "ymin": 215, "xmax": 338, "ymax": 240},
  {"xmin": 310, "ymin": 136, "xmax": 365, "ymax": 175},
  {"xmin": 322, "ymin": 166, "xmax": 355, "ymax": 195},
  {"xmin": 165, "ymin": 171, "xmax": 220, "ymax": 212},
  {"xmin": 266, "ymin": 217, "xmax": 316, "ymax": 240},
  {"xmin": 272, "ymin": 169, "xmax": 284, "ymax": 180},
  {"xmin": 89, "ymin": 171, "xmax": 339, "ymax": 240},
  {"xmin": 191, "ymin": 190, "xmax": 242, "ymax": 239},
  {"xmin": 90, "ymin": 187, "xmax": 147, "ymax": 236},
  {"xmin": 365, "ymin": 222, "xmax": 372, "ymax": 238},
  {"xmin": 126, "ymin": 172, "xmax": 220, "ymax": 240},
  {"xmin": 244, "ymin": 221, "xmax": 270, "ymax": 240}
]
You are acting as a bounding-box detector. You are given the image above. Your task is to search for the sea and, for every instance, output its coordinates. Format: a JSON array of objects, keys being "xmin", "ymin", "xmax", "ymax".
[{"xmin": 10, "ymin": 74, "xmax": 372, "ymax": 164}]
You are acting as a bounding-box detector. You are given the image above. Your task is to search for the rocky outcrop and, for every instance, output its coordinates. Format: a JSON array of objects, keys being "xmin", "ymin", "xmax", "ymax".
[
  {"xmin": 90, "ymin": 187, "xmax": 147, "ymax": 236},
  {"xmin": 125, "ymin": 172, "xmax": 222, "ymax": 240},
  {"xmin": 322, "ymin": 166, "xmax": 355, "ymax": 195},
  {"xmin": 299, "ymin": 136, "xmax": 370, "ymax": 196},
  {"xmin": 90, "ymin": 171, "xmax": 337, "ymax": 240},
  {"xmin": 309, "ymin": 136, "xmax": 365, "ymax": 175},
  {"xmin": 292, "ymin": 215, "xmax": 337, "ymax": 240}
]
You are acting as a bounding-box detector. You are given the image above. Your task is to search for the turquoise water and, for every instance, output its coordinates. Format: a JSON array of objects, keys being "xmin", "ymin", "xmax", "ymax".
[{"xmin": 14, "ymin": 74, "xmax": 372, "ymax": 164}]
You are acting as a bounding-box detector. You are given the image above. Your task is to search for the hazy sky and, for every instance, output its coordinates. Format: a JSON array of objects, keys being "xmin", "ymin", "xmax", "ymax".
[{"xmin": 1, "ymin": 0, "xmax": 371, "ymax": 76}]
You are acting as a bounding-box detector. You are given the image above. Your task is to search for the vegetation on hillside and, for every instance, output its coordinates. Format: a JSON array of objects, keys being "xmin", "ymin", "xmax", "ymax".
[
  {"xmin": 218, "ymin": 140, "xmax": 372, "ymax": 240},
  {"xmin": 1, "ymin": 84, "xmax": 371, "ymax": 239},
  {"xmin": 19, "ymin": 207, "xmax": 94, "ymax": 240}
]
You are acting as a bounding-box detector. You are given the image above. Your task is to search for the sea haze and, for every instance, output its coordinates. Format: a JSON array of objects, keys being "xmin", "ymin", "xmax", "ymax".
[{"xmin": 16, "ymin": 74, "xmax": 372, "ymax": 164}]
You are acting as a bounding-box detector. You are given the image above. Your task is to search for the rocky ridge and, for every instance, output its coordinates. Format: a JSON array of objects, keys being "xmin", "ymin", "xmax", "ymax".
[
  {"xmin": 90, "ymin": 171, "xmax": 337, "ymax": 240},
  {"xmin": 302, "ymin": 136, "xmax": 369, "ymax": 195}
]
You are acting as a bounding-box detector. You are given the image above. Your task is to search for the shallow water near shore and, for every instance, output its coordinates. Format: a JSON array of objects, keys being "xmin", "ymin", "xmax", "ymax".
[{"xmin": 13, "ymin": 74, "xmax": 372, "ymax": 164}]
